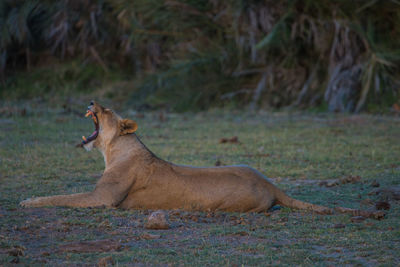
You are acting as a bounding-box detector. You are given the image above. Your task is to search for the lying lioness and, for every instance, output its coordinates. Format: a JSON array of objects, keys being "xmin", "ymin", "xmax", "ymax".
[{"xmin": 20, "ymin": 101, "xmax": 335, "ymax": 214}]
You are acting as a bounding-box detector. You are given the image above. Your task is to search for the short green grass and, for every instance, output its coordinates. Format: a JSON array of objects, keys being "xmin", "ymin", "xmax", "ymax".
[{"xmin": 0, "ymin": 102, "xmax": 399, "ymax": 266}]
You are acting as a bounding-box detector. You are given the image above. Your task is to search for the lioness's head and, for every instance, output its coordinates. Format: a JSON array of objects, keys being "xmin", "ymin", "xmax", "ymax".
[{"xmin": 81, "ymin": 101, "xmax": 138, "ymax": 151}]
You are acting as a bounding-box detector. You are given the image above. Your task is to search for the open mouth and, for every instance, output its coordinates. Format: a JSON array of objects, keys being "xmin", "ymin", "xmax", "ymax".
[{"xmin": 82, "ymin": 110, "xmax": 99, "ymax": 145}]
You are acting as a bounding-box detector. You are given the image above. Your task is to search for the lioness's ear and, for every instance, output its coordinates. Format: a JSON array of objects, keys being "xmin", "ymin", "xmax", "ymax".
[{"xmin": 119, "ymin": 119, "xmax": 138, "ymax": 135}]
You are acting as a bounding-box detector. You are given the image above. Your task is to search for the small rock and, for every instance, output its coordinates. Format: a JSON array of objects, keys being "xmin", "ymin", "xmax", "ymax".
[
  {"xmin": 144, "ymin": 210, "xmax": 170, "ymax": 230},
  {"xmin": 350, "ymin": 216, "xmax": 366, "ymax": 223},
  {"xmin": 333, "ymin": 223, "xmax": 346, "ymax": 229},
  {"xmin": 375, "ymin": 201, "xmax": 390, "ymax": 210},
  {"xmin": 370, "ymin": 180, "xmax": 380, "ymax": 187},
  {"xmin": 98, "ymin": 256, "xmax": 114, "ymax": 267}
]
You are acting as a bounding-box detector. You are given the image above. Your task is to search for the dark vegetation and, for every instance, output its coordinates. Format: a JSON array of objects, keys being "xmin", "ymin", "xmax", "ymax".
[{"xmin": 1, "ymin": 0, "xmax": 400, "ymax": 112}]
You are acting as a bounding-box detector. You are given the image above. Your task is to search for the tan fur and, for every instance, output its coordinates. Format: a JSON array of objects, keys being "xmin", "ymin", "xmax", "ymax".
[{"xmin": 20, "ymin": 102, "xmax": 334, "ymax": 214}]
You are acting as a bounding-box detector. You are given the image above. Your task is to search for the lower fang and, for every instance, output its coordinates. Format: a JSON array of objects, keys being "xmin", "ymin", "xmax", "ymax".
[{"xmin": 82, "ymin": 136, "xmax": 87, "ymax": 141}]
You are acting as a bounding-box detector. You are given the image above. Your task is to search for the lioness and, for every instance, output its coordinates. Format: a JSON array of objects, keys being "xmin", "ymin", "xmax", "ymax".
[{"xmin": 20, "ymin": 101, "xmax": 334, "ymax": 214}]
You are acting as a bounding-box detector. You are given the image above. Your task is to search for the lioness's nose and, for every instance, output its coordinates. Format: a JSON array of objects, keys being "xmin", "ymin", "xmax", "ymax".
[{"xmin": 90, "ymin": 101, "xmax": 94, "ymax": 106}]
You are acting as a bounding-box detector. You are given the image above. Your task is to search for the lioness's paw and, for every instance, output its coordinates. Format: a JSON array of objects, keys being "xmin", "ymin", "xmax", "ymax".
[
  {"xmin": 20, "ymin": 198, "xmax": 42, "ymax": 208},
  {"xmin": 20, "ymin": 198, "xmax": 33, "ymax": 207}
]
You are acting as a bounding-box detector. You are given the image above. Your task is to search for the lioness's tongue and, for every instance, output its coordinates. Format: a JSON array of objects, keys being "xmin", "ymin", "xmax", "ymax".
[{"xmin": 82, "ymin": 130, "xmax": 98, "ymax": 141}]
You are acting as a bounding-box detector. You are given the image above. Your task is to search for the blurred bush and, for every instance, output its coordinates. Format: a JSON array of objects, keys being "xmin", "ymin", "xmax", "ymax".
[{"xmin": 0, "ymin": 0, "xmax": 399, "ymax": 112}]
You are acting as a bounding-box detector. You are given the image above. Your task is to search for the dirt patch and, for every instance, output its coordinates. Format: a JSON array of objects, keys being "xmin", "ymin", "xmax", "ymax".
[
  {"xmin": 140, "ymin": 233, "xmax": 161, "ymax": 240},
  {"xmin": 334, "ymin": 207, "xmax": 386, "ymax": 220},
  {"xmin": 58, "ymin": 239, "xmax": 122, "ymax": 253},
  {"xmin": 319, "ymin": 175, "xmax": 361, "ymax": 188}
]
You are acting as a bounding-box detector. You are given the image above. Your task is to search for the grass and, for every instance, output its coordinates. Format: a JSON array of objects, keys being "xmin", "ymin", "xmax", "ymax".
[{"xmin": 0, "ymin": 101, "xmax": 399, "ymax": 266}]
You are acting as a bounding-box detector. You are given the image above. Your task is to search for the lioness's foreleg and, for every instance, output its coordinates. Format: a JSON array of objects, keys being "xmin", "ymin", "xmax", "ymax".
[
  {"xmin": 20, "ymin": 192, "xmax": 106, "ymax": 208},
  {"xmin": 20, "ymin": 180, "xmax": 129, "ymax": 208},
  {"xmin": 20, "ymin": 171, "xmax": 134, "ymax": 208}
]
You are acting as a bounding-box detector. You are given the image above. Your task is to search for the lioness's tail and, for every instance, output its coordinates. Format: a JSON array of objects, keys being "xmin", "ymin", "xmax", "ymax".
[
  {"xmin": 274, "ymin": 187, "xmax": 333, "ymax": 214},
  {"xmin": 273, "ymin": 186, "xmax": 386, "ymax": 219}
]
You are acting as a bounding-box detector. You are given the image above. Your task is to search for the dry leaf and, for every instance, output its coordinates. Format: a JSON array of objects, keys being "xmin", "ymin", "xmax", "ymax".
[
  {"xmin": 350, "ymin": 216, "xmax": 366, "ymax": 223},
  {"xmin": 219, "ymin": 136, "xmax": 239, "ymax": 144}
]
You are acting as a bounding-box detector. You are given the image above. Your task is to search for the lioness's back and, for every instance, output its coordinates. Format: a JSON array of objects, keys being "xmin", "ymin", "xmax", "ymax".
[{"xmin": 120, "ymin": 162, "xmax": 275, "ymax": 211}]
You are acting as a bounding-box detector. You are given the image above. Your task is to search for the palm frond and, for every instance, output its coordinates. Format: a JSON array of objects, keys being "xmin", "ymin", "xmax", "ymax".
[{"xmin": 0, "ymin": 0, "xmax": 399, "ymax": 112}]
